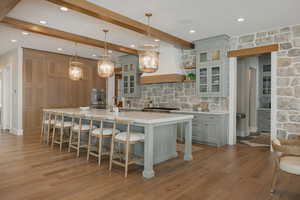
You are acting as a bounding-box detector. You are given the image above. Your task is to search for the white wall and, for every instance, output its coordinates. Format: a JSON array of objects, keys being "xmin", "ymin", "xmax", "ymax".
[{"xmin": 0, "ymin": 48, "xmax": 23, "ymax": 135}]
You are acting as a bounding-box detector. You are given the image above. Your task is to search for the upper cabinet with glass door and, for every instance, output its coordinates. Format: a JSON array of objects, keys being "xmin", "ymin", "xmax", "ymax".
[
  {"xmin": 119, "ymin": 55, "xmax": 140, "ymax": 98},
  {"xmin": 195, "ymin": 35, "xmax": 230, "ymax": 97}
]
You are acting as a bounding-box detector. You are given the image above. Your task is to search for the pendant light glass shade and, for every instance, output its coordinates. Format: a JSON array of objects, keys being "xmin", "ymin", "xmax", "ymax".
[
  {"xmin": 97, "ymin": 56, "xmax": 115, "ymax": 78},
  {"xmin": 69, "ymin": 43, "xmax": 83, "ymax": 81},
  {"xmin": 97, "ymin": 29, "xmax": 115, "ymax": 78},
  {"xmin": 139, "ymin": 13, "xmax": 159, "ymax": 73},
  {"xmin": 69, "ymin": 61, "xmax": 83, "ymax": 81}
]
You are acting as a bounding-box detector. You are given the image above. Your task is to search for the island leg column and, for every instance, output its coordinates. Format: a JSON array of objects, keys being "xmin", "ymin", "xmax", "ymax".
[
  {"xmin": 184, "ymin": 120, "xmax": 193, "ymax": 161},
  {"xmin": 143, "ymin": 125, "xmax": 155, "ymax": 179}
]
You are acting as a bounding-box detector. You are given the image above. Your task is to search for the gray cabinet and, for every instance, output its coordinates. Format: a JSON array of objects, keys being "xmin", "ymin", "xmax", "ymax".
[
  {"xmin": 195, "ymin": 35, "xmax": 230, "ymax": 97},
  {"xmin": 176, "ymin": 112, "xmax": 228, "ymax": 146},
  {"xmin": 257, "ymin": 109, "xmax": 271, "ymax": 132},
  {"xmin": 119, "ymin": 55, "xmax": 140, "ymax": 98}
]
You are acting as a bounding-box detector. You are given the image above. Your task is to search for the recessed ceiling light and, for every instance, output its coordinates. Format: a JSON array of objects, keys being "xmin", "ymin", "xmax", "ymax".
[
  {"xmin": 11, "ymin": 39, "xmax": 17, "ymax": 43},
  {"xmin": 189, "ymin": 30, "xmax": 196, "ymax": 34},
  {"xmin": 154, "ymin": 39, "xmax": 160, "ymax": 42},
  {"xmin": 60, "ymin": 7, "xmax": 68, "ymax": 11},
  {"xmin": 237, "ymin": 18, "xmax": 245, "ymax": 22},
  {"xmin": 57, "ymin": 48, "xmax": 63, "ymax": 51},
  {"xmin": 130, "ymin": 44, "xmax": 135, "ymax": 48},
  {"xmin": 108, "ymin": 50, "xmax": 113, "ymax": 53},
  {"xmin": 92, "ymin": 54, "xmax": 97, "ymax": 57},
  {"xmin": 22, "ymin": 31, "xmax": 29, "ymax": 35},
  {"xmin": 39, "ymin": 20, "xmax": 47, "ymax": 25}
]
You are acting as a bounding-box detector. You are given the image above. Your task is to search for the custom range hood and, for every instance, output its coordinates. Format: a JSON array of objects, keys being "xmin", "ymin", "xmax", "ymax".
[{"xmin": 140, "ymin": 44, "xmax": 186, "ymax": 84}]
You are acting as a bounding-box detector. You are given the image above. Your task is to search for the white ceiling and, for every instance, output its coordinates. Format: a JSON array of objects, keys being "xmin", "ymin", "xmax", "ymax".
[
  {"xmin": 89, "ymin": 0, "xmax": 300, "ymax": 41},
  {"xmin": 0, "ymin": 0, "xmax": 299, "ymax": 58}
]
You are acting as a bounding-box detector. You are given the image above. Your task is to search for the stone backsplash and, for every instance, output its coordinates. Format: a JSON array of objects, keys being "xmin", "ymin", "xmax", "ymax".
[
  {"xmin": 127, "ymin": 82, "xmax": 228, "ymax": 112},
  {"xmin": 231, "ymin": 24, "xmax": 300, "ymax": 139}
]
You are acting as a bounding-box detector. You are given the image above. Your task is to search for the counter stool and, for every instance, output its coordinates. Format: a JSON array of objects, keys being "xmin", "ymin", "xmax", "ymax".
[
  {"xmin": 109, "ymin": 120, "xmax": 144, "ymax": 178},
  {"xmin": 40, "ymin": 110, "xmax": 55, "ymax": 144},
  {"xmin": 87, "ymin": 117, "xmax": 120, "ymax": 166},
  {"xmin": 51, "ymin": 112, "xmax": 72, "ymax": 151},
  {"xmin": 68, "ymin": 114, "xmax": 92, "ymax": 157}
]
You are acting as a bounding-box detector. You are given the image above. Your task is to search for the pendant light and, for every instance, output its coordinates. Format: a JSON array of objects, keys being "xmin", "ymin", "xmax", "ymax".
[
  {"xmin": 97, "ymin": 29, "xmax": 115, "ymax": 78},
  {"xmin": 69, "ymin": 43, "xmax": 83, "ymax": 81},
  {"xmin": 139, "ymin": 13, "xmax": 159, "ymax": 73}
]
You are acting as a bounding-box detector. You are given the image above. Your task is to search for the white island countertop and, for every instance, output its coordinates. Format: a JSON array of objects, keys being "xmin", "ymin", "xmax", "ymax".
[{"xmin": 44, "ymin": 108, "xmax": 194, "ymax": 124}]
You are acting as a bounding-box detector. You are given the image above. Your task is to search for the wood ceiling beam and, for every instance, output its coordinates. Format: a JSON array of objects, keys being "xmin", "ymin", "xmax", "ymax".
[
  {"xmin": 0, "ymin": 0, "xmax": 21, "ymax": 21},
  {"xmin": 0, "ymin": 17, "xmax": 138, "ymax": 55},
  {"xmin": 228, "ymin": 44, "xmax": 279, "ymax": 58},
  {"xmin": 45, "ymin": 0, "xmax": 194, "ymax": 49}
]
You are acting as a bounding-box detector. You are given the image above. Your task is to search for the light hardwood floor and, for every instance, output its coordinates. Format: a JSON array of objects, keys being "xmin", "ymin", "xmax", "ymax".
[{"xmin": 0, "ymin": 131, "xmax": 299, "ymax": 200}]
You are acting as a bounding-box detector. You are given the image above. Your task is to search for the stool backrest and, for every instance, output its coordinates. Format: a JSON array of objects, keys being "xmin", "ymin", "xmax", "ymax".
[
  {"xmin": 89, "ymin": 116, "xmax": 106, "ymax": 134},
  {"xmin": 71, "ymin": 114, "xmax": 86, "ymax": 129},
  {"xmin": 113, "ymin": 119, "xmax": 134, "ymax": 142}
]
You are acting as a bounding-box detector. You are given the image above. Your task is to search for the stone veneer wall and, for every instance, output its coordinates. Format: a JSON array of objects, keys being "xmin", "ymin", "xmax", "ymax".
[
  {"xmin": 129, "ymin": 82, "xmax": 228, "ymax": 111},
  {"xmin": 230, "ymin": 24, "xmax": 300, "ymax": 138}
]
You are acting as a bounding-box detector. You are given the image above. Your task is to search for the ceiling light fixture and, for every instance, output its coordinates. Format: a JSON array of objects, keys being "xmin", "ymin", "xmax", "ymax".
[
  {"xmin": 154, "ymin": 39, "xmax": 160, "ymax": 42},
  {"xmin": 69, "ymin": 43, "xmax": 83, "ymax": 81},
  {"xmin": 138, "ymin": 13, "xmax": 159, "ymax": 73},
  {"xmin": 22, "ymin": 31, "xmax": 29, "ymax": 35},
  {"xmin": 97, "ymin": 29, "xmax": 115, "ymax": 78},
  {"xmin": 189, "ymin": 30, "xmax": 196, "ymax": 34},
  {"xmin": 11, "ymin": 39, "xmax": 17, "ymax": 43},
  {"xmin": 60, "ymin": 7, "xmax": 68, "ymax": 11},
  {"xmin": 130, "ymin": 44, "xmax": 135, "ymax": 48},
  {"xmin": 92, "ymin": 54, "xmax": 97, "ymax": 57},
  {"xmin": 57, "ymin": 48, "xmax": 63, "ymax": 51},
  {"xmin": 39, "ymin": 20, "xmax": 47, "ymax": 25},
  {"xmin": 237, "ymin": 18, "xmax": 245, "ymax": 22}
]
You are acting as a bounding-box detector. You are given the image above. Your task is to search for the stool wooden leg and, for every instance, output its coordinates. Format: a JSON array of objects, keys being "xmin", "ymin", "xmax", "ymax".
[
  {"xmin": 271, "ymin": 165, "xmax": 279, "ymax": 193},
  {"xmin": 125, "ymin": 142, "xmax": 130, "ymax": 178},
  {"xmin": 51, "ymin": 126, "xmax": 56, "ymax": 149},
  {"xmin": 98, "ymin": 135, "xmax": 103, "ymax": 166},
  {"xmin": 68, "ymin": 129, "xmax": 73, "ymax": 152},
  {"xmin": 109, "ymin": 136, "xmax": 115, "ymax": 171},
  {"xmin": 77, "ymin": 131, "xmax": 81, "ymax": 157},
  {"xmin": 87, "ymin": 133, "xmax": 92, "ymax": 161},
  {"xmin": 59, "ymin": 127, "xmax": 64, "ymax": 152},
  {"xmin": 47, "ymin": 124, "xmax": 51, "ymax": 145}
]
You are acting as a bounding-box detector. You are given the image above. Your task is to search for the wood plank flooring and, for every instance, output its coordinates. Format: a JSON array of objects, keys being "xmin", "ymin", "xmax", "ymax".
[{"xmin": 0, "ymin": 131, "xmax": 299, "ymax": 200}]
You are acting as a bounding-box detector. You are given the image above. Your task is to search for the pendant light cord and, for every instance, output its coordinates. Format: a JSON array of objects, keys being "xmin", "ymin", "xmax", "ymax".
[{"xmin": 103, "ymin": 29, "xmax": 109, "ymax": 57}]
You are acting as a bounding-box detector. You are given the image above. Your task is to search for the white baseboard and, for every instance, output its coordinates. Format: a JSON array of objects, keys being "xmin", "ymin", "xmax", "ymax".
[{"xmin": 10, "ymin": 128, "xmax": 23, "ymax": 136}]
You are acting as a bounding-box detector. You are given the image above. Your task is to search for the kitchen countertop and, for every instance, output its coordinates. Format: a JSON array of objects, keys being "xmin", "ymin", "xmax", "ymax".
[
  {"xmin": 170, "ymin": 110, "xmax": 229, "ymax": 115},
  {"xmin": 44, "ymin": 108, "xmax": 193, "ymax": 124},
  {"xmin": 120, "ymin": 107, "xmax": 228, "ymax": 115}
]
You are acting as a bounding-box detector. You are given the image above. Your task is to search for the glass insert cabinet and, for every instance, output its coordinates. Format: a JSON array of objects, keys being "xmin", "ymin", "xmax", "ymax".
[
  {"xmin": 120, "ymin": 55, "xmax": 140, "ymax": 98},
  {"xmin": 194, "ymin": 35, "xmax": 229, "ymax": 98}
]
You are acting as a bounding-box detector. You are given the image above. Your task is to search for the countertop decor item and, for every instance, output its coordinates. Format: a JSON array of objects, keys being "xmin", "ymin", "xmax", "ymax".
[
  {"xmin": 97, "ymin": 29, "xmax": 115, "ymax": 78},
  {"xmin": 69, "ymin": 43, "xmax": 83, "ymax": 81},
  {"xmin": 139, "ymin": 13, "xmax": 159, "ymax": 73}
]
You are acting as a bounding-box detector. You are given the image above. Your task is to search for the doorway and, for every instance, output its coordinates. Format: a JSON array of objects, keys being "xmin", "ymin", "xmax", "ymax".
[
  {"xmin": 228, "ymin": 45, "xmax": 278, "ymax": 147},
  {"xmin": 1, "ymin": 66, "xmax": 13, "ymax": 131},
  {"xmin": 236, "ymin": 54, "xmax": 271, "ymax": 147}
]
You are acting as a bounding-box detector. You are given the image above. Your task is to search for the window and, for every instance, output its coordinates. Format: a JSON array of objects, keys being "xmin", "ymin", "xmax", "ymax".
[
  {"xmin": 200, "ymin": 52, "xmax": 208, "ymax": 62},
  {"xmin": 262, "ymin": 64, "xmax": 271, "ymax": 95}
]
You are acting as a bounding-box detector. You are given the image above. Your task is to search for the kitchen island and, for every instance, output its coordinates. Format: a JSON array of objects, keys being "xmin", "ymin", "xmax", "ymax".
[{"xmin": 44, "ymin": 108, "xmax": 194, "ymax": 179}]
